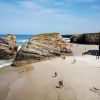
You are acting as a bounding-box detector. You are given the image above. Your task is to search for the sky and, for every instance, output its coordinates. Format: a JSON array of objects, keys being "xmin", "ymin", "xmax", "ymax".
[{"xmin": 0, "ymin": 0, "xmax": 100, "ymax": 35}]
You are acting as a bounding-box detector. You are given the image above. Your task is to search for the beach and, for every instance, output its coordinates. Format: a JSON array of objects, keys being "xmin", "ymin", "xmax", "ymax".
[{"xmin": 0, "ymin": 44, "xmax": 100, "ymax": 100}]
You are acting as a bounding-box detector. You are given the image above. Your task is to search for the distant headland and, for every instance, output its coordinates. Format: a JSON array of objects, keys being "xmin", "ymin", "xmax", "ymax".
[{"xmin": 62, "ymin": 32, "xmax": 99, "ymax": 45}]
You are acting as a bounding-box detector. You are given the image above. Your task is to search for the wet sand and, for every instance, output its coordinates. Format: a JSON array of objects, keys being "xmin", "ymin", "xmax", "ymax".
[{"xmin": 0, "ymin": 44, "xmax": 100, "ymax": 100}]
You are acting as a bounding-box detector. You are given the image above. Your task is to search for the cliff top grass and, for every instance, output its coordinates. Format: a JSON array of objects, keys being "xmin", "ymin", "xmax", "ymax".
[
  {"xmin": 29, "ymin": 33, "xmax": 62, "ymax": 42},
  {"xmin": 39, "ymin": 32, "xmax": 59, "ymax": 36},
  {"xmin": 32, "ymin": 33, "xmax": 60, "ymax": 38}
]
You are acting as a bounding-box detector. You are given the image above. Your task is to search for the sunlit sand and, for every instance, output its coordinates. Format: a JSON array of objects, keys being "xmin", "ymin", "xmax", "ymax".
[{"xmin": 0, "ymin": 44, "xmax": 100, "ymax": 100}]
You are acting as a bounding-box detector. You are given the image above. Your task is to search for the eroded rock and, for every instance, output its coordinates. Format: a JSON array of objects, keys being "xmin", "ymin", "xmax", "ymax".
[
  {"xmin": 12, "ymin": 33, "xmax": 72, "ymax": 67},
  {"xmin": 70, "ymin": 33, "xmax": 99, "ymax": 44},
  {"xmin": 0, "ymin": 34, "xmax": 18, "ymax": 59}
]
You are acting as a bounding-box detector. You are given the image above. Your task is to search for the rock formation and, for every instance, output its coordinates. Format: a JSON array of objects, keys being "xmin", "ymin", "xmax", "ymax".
[
  {"xmin": 0, "ymin": 34, "xmax": 19, "ymax": 59},
  {"xmin": 70, "ymin": 33, "xmax": 99, "ymax": 44},
  {"xmin": 11, "ymin": 33, "xmax": 72, "ymax": 66}
]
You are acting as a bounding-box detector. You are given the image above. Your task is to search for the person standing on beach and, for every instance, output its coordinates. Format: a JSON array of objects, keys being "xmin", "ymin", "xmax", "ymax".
[
  {"xmin": 58, "ymin": 80, "xmax": 63, "ymax": 89},
  {"xmin": 96, "ymin": 53, "xmax": 98, "ymax": 60}
]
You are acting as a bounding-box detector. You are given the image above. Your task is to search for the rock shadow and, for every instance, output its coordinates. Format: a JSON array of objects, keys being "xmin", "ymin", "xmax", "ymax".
[{"xmin": 82, "ymin": 50, "xmax": 99, "ymax": 56}]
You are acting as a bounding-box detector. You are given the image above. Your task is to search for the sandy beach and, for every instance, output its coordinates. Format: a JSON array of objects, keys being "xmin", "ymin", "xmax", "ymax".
[{"xmin": 0, "ymin": 44, "xmax": 100, "ymax": 100}]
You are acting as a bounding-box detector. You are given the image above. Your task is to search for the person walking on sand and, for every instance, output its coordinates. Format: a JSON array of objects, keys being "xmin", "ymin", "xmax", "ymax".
[
  {"xmin": 96, "ymin": 53, "xmax": 98, "ymax": 60},
  {"xmin": 53, "ymin": 72, "xmax": 57, "ymax": 77},
  {"xmin": 58, "ymin": 80, "xmax": 63, "ymax": 89}
]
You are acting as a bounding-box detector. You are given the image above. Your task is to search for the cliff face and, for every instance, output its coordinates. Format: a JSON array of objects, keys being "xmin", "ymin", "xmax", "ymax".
[
  {"xmin": 11, "ymin": 33, "xmax": 72, "ymax": 66},
  {"xmin": 0, "ymin": 34, "xmax": 18, "ymax": 59},
  {"xmin": 70, "ymin": 33, "xmax": 99, "ymax": 44},
  {"xmin": 85, "ymin": 33, "xmax": 99, "ymax": 44}
]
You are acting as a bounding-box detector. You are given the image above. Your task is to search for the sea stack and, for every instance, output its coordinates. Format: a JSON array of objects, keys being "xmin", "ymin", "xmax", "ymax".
[
  {"xmin": 0, "ymin": 34, "xmax": 19, "ymax": 59},
  {"xmin": 11, "ymin": 33, "xmax": 72, "ymax": 66}
]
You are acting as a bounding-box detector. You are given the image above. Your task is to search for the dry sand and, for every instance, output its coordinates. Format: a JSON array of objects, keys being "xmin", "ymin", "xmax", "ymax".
[{"xmin": 0, "ymin": 44, "xmax": 100, "ymax": 100}]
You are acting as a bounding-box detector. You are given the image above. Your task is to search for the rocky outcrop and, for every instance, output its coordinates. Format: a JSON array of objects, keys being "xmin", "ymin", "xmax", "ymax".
[
  {"xmin": 70, "ymin": 34, "xmax": 80, "ymax": 43},
  {"xmin": 11, "ymin": 33, "xmax": 72, "ymax": 67},
  {"xmin": 85, "ymin": 33, "xmax": 99, "ymax": 44},
  {"xmin": 70, "ymin": 33, "xmax": 99, "ymax": 44},
  {"xmin": 0, "ymin": 34, "xmax": 18, "ymax": 59},
  {"xmin": 62, "ymin": 34, "xmax": 72, "ymax": 38}
]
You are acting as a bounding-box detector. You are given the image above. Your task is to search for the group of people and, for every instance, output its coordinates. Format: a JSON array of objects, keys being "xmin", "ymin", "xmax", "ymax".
[
  {"xmin": 53, "ymin": 72, "xmax": 63, "ymax": 89},
  {"xmin": 62, "ymin": 56, "xmax": 66, "ymax": 60}
]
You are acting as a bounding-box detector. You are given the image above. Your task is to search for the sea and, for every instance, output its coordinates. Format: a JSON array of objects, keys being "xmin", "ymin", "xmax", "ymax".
[
  {"xmin": 0, "ymin": 34, "xmax": 33, "ymax": 46},
  {"xmin": 0, "ymin": 34, "xmax": 32, "ymax": 68}
]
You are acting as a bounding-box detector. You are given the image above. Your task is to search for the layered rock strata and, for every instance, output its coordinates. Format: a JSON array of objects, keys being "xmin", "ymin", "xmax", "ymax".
[
  {"xmin": 12, "ymin": 33, "xmax": 72, "ymax": 66},
  {"xmin": 0, "ymin": 34, "xmax": 18, "ymax": 59}
]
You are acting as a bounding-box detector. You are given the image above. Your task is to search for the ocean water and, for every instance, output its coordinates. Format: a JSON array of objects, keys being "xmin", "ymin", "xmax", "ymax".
[
  {"xmin": 0, "ymin": 59, "xmax": 14, "ymax": 68},
  {"xmin": 0, "ymin": 34, "xmax": 32, "ymax": 45},
  {"xmin": 63, "ymin": 38, "xmax": 70, "ymax": 42},
  {"xmin": 16, "ymin": 35, "xmax": 32, "ymax": 45}
]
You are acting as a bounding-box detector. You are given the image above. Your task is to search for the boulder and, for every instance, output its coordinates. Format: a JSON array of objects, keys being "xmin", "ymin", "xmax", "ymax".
[
  {"xmin": 0, "ymin": 34, "xmax": 19, "ymax": 59},
  {"xmin": 11, "ymin": 33, "xmax": 72, "ymax": 66}
]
